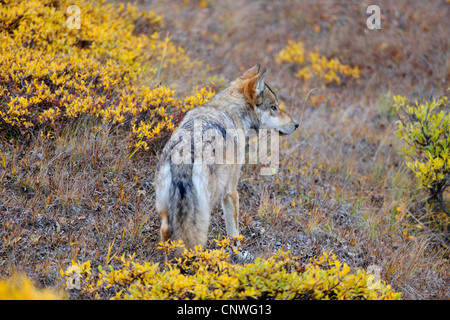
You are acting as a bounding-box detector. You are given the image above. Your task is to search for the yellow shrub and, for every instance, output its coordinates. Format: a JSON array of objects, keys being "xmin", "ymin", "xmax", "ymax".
[
  {"xmin": 277, "ymin": 40, "xmax": 360, "ymax": 85},
  {"xmin": 0, "ymin": 274, "xmax": 65, "ymax": 300},
  {"xmin": 276, "ymin": 40, "xmax": 306, "ymax": 66},
  {"xmin": 0, "ymin": 0, "xmax": 213, "ymax": 151},
  {"xmin": 61, "ymin": 239, "xmax": 401, "ymax": 300}
]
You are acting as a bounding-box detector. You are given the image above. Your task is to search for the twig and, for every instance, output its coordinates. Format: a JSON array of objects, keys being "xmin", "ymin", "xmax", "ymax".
[
  {"xmin": 156, "ymin": 31, "xmax": 170, "ymax": 83},
  {"xmin": 80, "ymin": 74, "xmax": 99, "ymax": 98},
  {"xmin": 300, "ymin": 88, "xmax": 317, "ymax": 125}
]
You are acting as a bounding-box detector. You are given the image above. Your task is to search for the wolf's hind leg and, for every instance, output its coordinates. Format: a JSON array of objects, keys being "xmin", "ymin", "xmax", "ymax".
[
  {"xmin": 222, "ymin": 190, "xmax": 253, "ymax": 262},
  {"xmin": 221, "ymin": 190, "xmax": 240, "ymax": 238},
  {"xmin": 159, "ymin": 211, "xmax": 170, "ymax": 242}
]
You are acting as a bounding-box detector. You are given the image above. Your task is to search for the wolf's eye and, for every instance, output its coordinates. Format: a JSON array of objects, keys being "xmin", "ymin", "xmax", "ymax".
[{"xmin": 271, "ymin": 105, "xmax": 278, "ymax": 111}]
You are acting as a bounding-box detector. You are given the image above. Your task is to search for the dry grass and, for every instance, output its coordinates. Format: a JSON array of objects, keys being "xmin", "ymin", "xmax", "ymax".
[{"xmin": 1, "ymin": 0, "xmax": 449, "ymax": 299}]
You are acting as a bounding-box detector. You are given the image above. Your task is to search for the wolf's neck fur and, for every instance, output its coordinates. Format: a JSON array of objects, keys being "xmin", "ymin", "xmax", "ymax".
[{"xmin": 209, "ymin": 87, "xmax": 260, "ymax": 136}]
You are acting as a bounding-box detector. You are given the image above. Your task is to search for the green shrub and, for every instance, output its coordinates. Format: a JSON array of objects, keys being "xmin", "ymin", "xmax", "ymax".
[{"xmin": 394, "ymin": 93, "xmax": 450, "ymax": 215}]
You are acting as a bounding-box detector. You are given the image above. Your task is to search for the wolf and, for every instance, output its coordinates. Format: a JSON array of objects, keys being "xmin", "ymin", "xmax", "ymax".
[{"xmin": 155, "ymin": 63, "xmax": 299, "ymax": 255}]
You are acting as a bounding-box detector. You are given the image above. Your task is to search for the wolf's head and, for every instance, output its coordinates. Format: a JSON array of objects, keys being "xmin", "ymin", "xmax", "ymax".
[{"xmin": 233, "ymin": 63, "xmax": 299, "ymax": 135}]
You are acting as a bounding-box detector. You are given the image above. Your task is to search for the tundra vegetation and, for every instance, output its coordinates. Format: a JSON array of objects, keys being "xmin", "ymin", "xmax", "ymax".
[{"xmin": 0, "ymin": 0, "xmax": 448, "ymax": 299}]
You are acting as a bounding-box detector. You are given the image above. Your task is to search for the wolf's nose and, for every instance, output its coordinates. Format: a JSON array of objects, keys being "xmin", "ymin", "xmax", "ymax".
[{"xmin": 295, "ymin": 122, "xmax": 299, "ymax": 129}]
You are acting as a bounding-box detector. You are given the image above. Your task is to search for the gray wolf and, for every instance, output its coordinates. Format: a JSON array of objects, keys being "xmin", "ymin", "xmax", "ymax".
[{"xmin": 155, "ymin": 63, "xmax": 299, "ymax": 255}]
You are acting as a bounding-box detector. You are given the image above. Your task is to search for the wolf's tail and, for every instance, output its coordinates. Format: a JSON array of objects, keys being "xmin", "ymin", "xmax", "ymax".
[{"xmin": 163, "ymin": 165, "xmax": 209, "ymax": 251}]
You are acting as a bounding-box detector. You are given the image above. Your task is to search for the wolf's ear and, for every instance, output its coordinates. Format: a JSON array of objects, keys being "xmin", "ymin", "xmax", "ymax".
[
  {"xmin": 255, "ymin": 69, "xmax": 266, "ymax": 98},
  {"xmin": 237, "ymin": 64, "xmax": 267, "ymax": 106},
  {"xmin": 240, "ymin": 63, "xmax": 261, "ymax": 79}
]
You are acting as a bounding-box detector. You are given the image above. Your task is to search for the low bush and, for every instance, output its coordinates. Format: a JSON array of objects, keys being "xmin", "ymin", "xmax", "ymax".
[
  {"xmin": 276, "ymin": 40, "xmax": 360, "ymax": 86},
  {"xmin": 0, "ymin": 0, "xmax": 214, "ymax": 152},
  {"xmin": 0, "ymin": 274, "xmax": 64, "ymax": 300},
  {"xmin": 60, "ymin": 238, "xmax": 401, "ymax": 300}
]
